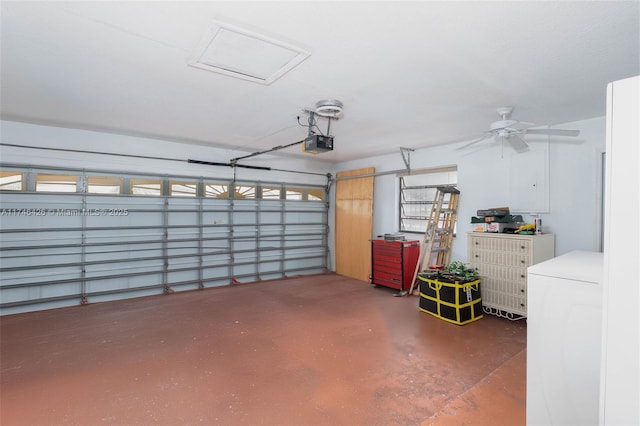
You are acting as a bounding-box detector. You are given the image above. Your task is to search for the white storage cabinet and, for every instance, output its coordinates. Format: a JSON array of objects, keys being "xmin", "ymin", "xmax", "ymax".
[
  {"xmin": 526, "ymin": 250, "xmax": 603, "ymax": 426},
  {"xmin": 467, "ymin": 232, "xmax": 555, "ymax": 318}
]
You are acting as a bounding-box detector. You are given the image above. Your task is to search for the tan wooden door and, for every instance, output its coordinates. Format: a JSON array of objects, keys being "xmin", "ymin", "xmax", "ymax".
[{"xmin": 335, "ymin": 167, "xmax": 374, "ymax": 282}]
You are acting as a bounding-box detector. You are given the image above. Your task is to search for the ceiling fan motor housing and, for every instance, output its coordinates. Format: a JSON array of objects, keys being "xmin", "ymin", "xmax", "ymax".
[
  {"xmin": 490, "ymin": 119, "xmax": 518, "ymax": 131},
  {"xmin": 496, "ymin": 106, "xmax": 514, "ymax": 118}
]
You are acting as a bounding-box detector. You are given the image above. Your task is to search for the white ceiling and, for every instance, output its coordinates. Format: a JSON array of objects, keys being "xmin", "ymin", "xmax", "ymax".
[{"xmin": 1, "ymin": 1, "xmax": 638, "ymax": 163}]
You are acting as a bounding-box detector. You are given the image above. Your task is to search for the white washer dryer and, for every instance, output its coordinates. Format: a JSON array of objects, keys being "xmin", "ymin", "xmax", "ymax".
[{"xmin": 526, "ymin": 250, "xmax": 603, "ymax": 426}]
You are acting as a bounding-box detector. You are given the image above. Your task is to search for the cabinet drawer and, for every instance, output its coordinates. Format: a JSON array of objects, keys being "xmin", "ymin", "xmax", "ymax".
[
  {"xmin": 372, "ymin": 259, "xmax": 402, "ymax": 275},
  {"xmin": 372, "ymin": 269, "xmax": 403, "ymax": 283},
  {"xmin": 478, "ymin": 276, "xmax": 527, "ymax": 298},
  {"xmin": 469, "ymin": 236, "xmax": 531, "ymax": 253},
  {"xmin": 471, "ymin": 263, "xmax": 527, "ymax": 285},
  {"xmin": 371, "ymin": 241, "xmax": 402, "ymax": 256},
  {"xmin": 469, "ymin": 250, "xmax": 531, "ymax": 268},
  {"xmin": 372, "ymin": 248, "xmax": 402, "ymax": 259},
  {"xmin": 372, "ymin": 254, "xmax": 402, "ymax": 264}
]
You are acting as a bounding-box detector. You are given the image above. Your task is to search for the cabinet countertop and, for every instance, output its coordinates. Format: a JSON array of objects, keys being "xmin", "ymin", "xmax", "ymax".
[
  {"xmin": 528, "ymin": 250, "xmax": 603, "ymax": 284},
  {"xmin": 468, "ymin": 232, "xmax": 554, "ymax": 239}
]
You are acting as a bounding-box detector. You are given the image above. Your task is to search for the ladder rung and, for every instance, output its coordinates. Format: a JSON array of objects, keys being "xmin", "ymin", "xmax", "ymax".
[
  {"xmin": 435, "ymin": 228, "xmax": 453, "ymax": 234},
  {"xmin": 431, "ymin": 247, "xmax": 450, "ymax": 252}
]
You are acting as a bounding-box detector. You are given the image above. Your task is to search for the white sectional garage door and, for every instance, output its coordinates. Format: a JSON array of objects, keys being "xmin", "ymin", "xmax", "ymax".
[{"xmin": 0, "ymin": 174, "xmax": 328, "ymax": 315}]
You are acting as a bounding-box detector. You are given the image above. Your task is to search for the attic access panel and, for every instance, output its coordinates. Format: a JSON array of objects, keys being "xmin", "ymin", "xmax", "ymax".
[{"xmin": 188, "ymin": 20, "xmax": 311, "ymax": 85}]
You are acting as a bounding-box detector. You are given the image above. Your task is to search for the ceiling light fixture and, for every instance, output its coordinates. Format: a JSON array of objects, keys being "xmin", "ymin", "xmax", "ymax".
[{"xmin": 315, "ymin": 99, "xmax": 344, "ymax": 118}]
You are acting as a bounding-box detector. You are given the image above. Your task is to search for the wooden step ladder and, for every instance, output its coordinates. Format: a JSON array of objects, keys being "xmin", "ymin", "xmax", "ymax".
[{"xmin": 406, "ymin": 186, "xmax": 460, "ymax": 295}]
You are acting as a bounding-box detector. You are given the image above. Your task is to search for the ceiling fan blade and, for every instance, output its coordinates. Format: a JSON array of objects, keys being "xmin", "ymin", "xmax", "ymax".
[
  {"xmin": 457, "ymin": 136, "xmax": 489, "ymax": 150},
  {"xmin": 507, "ymin": 134, "xmax": 529, "ymax": 153},
  {"xmin": 526, "ymin": 128, "xmax": 580, "ymax": 137},
  {"xmin": 509, "ymin": 121, "xmax": 536, "ymax": 131}
]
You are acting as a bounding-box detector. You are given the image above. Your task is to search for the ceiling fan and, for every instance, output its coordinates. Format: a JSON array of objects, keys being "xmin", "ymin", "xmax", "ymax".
[{"xmin": 459, "ymin": 106, "xmax": 580, "ymax": 153}]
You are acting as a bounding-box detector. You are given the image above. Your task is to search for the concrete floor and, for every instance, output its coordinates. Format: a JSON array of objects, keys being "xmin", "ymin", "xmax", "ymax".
[{"xmin": 1, "ymin": 273, "xmax": 526, "ymax": 425}]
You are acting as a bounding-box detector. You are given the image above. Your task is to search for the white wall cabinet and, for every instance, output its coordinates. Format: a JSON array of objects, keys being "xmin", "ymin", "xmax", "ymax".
[
  {"xmin": 509, "ymin": 148, "xmax": 550, "ymax": 213},
  {"xmin": 467, "ymin": 232, "xmax": 555, "ymax": 318}
]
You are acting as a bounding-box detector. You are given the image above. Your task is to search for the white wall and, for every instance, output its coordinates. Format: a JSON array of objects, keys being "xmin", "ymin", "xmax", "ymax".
[
  {"xmin": 331, "ymin": 116, "xmax": 606, "ymax": 268},
  {"xmin": 1, "ymin": 117, "xmax": 607, "ymax": 274}
]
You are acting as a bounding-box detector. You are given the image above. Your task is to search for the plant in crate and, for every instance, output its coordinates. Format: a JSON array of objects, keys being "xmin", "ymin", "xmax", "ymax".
[
  {"xmin": 417, "ymin": 261, "xmax": 483, "ymax": 325},
  {"xmin": 419, "ymin": 261, "xmax": 479, "ymax": 283}
]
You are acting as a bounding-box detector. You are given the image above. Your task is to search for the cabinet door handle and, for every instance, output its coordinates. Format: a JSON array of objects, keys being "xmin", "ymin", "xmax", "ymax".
[
  {"xmin": 521, "ymin": 260, "xmax": 525, "ymax": 264},
  {"xmin": 475, "ymin": 254, "xmax": 479, "ymax": 258},
  {"xmin": 475, "ymin": 241, "xmax": 479, "ymax": 245},
  {"xmin": 520, "ymin": 274, "xmax": 525, "ymax": 278},
  {"xmin": 520, "ymin": 246, "xmax": 525, "ymax": 249}
]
